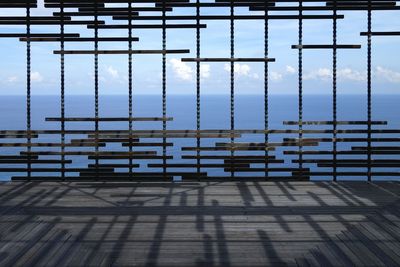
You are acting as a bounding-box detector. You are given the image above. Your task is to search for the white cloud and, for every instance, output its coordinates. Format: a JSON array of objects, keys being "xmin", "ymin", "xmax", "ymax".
[
  {"xmin": 235, "ymin": 63, "xmax": 251, "ymax": 76},
  {"xmin": 223, "ymin": 64, "xmax": 230, "ymax": 72},
  {"xmin": 106, "ymin": 66, "xmax": 119, "ymax": 78},
  {"xmin": 224, "ymin": 63, "xmax": 257, "ymax": 78},
  {"xmin": 304, "ymin": 67, "xmax": 367, "ymax": 82},
  {"xmin": 170, "ymin": 58, "xmax": 193, "ymax": 81},
  {"xmin": 270, "ymin": 72, "xmax": 283, "ymax": 81},
  {"xmin": 338, "ymin": 68, "xmax": 365, "ymax": 82},
  {"xmin": 7, "ymin": 76, "xmax": 18, "ymax": 83},
  {"xmin": 375, "ymin": 66, "xmax": 400, "ymax": 83},
  {"xmin": 87, "ymin": 72, "xmax": 106, "ymax": 82},
  {"xmin": 286, "ymin": 65, "xmax": 296, "ymax": 74},
  {"xmin": 31, "ymin": 72, "xmax": 43, "ymax": 83},
  {"xmin": 303, "ymin": 68, "xmax": 366, "ymax": 82},
  {"xmin": 169, "ymin": 59, "xmax": 210, "ymax": 81},
  {"xmin": 302, "ymin": 66, "xmax": 400, "ymax": 83},
  {"xmin": 200, "ymin": 64, "xmax": 211, "ymax": 79},
  {"xmin": 304, "ymin": 68, "xmax": 332, "ymax": 81}
]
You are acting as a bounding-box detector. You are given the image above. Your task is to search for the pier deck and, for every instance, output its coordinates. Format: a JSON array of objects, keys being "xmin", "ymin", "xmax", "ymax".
[{"xmin": 0, "ymin": 181, "xmax": 399, "ymax": 266}]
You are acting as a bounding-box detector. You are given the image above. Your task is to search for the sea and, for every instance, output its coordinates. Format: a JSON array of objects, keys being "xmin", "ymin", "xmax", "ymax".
[{"xmin": 0, "ymin": 94, "xmax": 399, "ymax": 181}]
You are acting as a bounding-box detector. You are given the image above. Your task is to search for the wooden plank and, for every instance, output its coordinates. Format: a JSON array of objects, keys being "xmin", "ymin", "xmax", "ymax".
[{"xmin": 0, "ymin": 182, "xmax": 399, "ymax": 266}]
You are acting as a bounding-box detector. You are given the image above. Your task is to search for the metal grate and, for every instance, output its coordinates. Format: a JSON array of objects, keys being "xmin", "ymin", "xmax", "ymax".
[{"xmin": 0, "ymin": 0, "xmax": 399, "ymax": 181}]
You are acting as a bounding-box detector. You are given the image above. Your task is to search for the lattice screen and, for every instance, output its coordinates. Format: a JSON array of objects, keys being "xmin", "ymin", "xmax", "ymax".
[{"xmin": 0, "ymin": 0, "xmax": 399, "ymax": 181}]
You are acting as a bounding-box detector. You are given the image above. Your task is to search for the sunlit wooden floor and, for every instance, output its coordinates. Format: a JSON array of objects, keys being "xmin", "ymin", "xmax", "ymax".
[{"xmin": 0, "ymin": 181, "xmax": 399, "ymax": 266}]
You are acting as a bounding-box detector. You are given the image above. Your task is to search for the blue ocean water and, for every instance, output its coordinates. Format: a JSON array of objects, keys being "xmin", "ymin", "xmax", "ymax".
[{"xmin": 0, "ymin": 95, "xmax": 399, "ymax": 181}]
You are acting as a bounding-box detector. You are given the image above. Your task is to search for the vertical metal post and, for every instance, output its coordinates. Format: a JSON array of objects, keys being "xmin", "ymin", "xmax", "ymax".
[
  {"xmin": 298, "ymin": 0, "xmax": 303, "ymax": 179},
  {"xmin": 332, "ymin": 0, "xmax": 337, "ymax": 182},
  {"xmin": 26, "ymin": 2, "xmax": 31, "ymax": 181},
  {"xmin": 60, "ymin": 0, "xmax": 65, "ymax": 180},
  {"xmin": 196, "ymin": 0, "xmax": 201, "ymax": 180},
  {"xmin": 128, "ymin": 1, "xmax": 134, "ymax": 180},
  {"xmin": 162, "ymin": 0, "xmax": 167, "ymax": 179},
  {"xmin": 94, "ymin": 0, "xmax": 99, "ymax": 180},
  {"xmin": 264, "ymin": 1, "xmax": 269, "ymax": 180},
  {"xmin": 367, "ymin": 0, "xmax": 372, "ymax": 182},
  {"xmin": 230, "ymin": 0, "xmax": 235, "ymax": 178}
]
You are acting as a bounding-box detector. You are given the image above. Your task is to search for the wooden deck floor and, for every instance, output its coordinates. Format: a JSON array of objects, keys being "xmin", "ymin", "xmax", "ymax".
[{"xmin": 0, "ymin": 181, "xmax": 399, "ymax": 266}]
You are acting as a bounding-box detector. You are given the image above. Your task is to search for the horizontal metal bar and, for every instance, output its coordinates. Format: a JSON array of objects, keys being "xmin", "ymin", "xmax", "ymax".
[
  {"xmin": 20, "ymin": 37, "xmax": 139, "ymax": 42},
  {"xmin": 292, "ymin": 45, "xmax": 361, "ymax": 49},
  {"xmin": 53, "ymin": 50, "xmax": 190, "ymax": 54},
  {"xmin": 361, "ymin": 31, "xmax": 400, "ymax": 36},
  {"xmin": 181, "ymin": 58, "xmax": 275, "ymax": 62},
  {"xmin": 45, "ymin": 117, "xmax": 173, "ymax": 121},
  {"xmin": 86, "ymin": 24, "xmax": 207, "ymax": 29},
  {"xmin": 283, "ymin": 121, "xmax": 388, "ymax": 125}
]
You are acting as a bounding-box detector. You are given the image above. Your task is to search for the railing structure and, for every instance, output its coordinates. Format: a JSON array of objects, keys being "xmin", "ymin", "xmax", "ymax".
[{"xmin": 0, "ymin": 0, "xmax": 399, "ymax": 181}]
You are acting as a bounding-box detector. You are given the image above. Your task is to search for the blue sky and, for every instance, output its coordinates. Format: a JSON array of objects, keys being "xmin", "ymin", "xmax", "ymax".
[{"xmin": 0, "ymin": 0, "xmax": 399, "ymax": 95}]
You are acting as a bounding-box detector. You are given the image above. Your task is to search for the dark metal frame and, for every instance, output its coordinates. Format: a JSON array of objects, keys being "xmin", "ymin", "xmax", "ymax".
[{"xmin": 0, "ymin": 0, "xmax": 399, "ymax": 181}]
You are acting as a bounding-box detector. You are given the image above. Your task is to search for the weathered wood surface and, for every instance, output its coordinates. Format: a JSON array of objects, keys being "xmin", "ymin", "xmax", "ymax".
[{"xmin": 0, "ymin": 181, "xmax": 399, "ymax": 266}]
